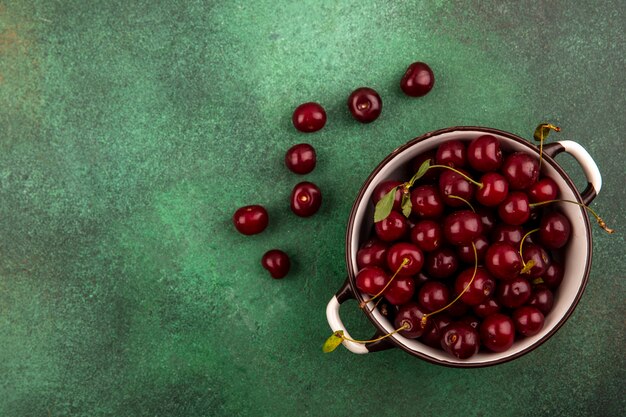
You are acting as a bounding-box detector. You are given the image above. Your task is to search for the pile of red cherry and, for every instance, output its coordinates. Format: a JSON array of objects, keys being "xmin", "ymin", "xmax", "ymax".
[
  {"xmin": 233, "ymin": 62, "xmax": 436, "ymax": 279},
  {"xmin": 357, "ymin": 135, "xmax": 571, "ymax": 359}
]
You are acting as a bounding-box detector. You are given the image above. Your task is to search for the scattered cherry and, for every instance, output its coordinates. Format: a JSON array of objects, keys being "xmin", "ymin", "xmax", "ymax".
[
  {"xmin": 292, "ymin": 102, "xmax": 326, "ymax": 132},
  {"xmin": 512, "ymin": 306, "xmax": 545, "ymax": 337},
  {"xmin": 261, "ymin": 250, "xmax": 290, "ymax": 279},
  {"xmin": 233, "ymin": 205, "xmax": 269, "ymax": 235},
  {"xmin": 440, "ymin": 322, "xmax": 480, "ymax": 359},
  {"xmin": 400, "ymin": 62, "xmax": 435, "ymax": 97},
  {"xmin": 291, "ymin": 182, "xmax": 322, "ymax": 217},
  {"xmin": 480, "ymin": 313, "xmax": 515, "ymax": 353},
  {"xmin": 348, "ymin": 87, "xmax": 382, "ymax": 123},
  {"xmin": 285, "ymin": 143, "xmax": 316, "ymax": 174}
]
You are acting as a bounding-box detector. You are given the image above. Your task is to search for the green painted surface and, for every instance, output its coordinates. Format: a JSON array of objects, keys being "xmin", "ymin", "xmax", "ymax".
[{"xmin": 1, "ymin": 1, "xmax": 624, "ymax": 416}]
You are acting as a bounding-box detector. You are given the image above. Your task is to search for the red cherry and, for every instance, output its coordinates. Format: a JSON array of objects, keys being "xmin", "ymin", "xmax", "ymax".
[
  {"xmin": 290, "ymin": 182, "xmax": 322, "ymax": 217},
  {"xmin": 384, "ymin": 276, "xmax": 416, "ymax": 305},
  {"xmin": 528, "ymin": 177, "xmax": 559, "ymax": 203},
  {"xmin": 512, "ymin": 306, "xmax": 545, "ymax": 337},
  {"xmin": 443, "ymin": 210, "xmax": 483, "ymax": 245},
  {"xmin": 394, "ymin": 302, "xmax": 431, "ymax": 338},
  {"xmin": 542, "ymin": 262, "xmax": 564, "ymax": 289},
  {"xmin": 355, "ymin": 267, "xmax": 389, "ymax": 295},
  {"xmin": 372, "ymin": 180, "xmax": 403, "ymax": 211},
  {"xmin": 348, "ymin": 87, "xmax": 382, "ymax": 123},
  {"xmin": 496, "ymin": 276, "xmax": 532, "ymax": 308},
  {"xmin": 233, "ymin": 205, "xmax": 269, "ymax": 235},
  {"xmin": 375, "ymin": 211, "xmax": 408, "ymax": 242},
  {"xmin": 438, "ymin": 170, "xmax": 475, "ymax": 207},
  {"xmin": 285, "ymin": 143, "xmax": 316, "ymax": 174},
  {"xmin": 528, "ymin": 285, "xmax": 554, "ymax": 314},
  {"xmin": 440, "ymin": 322, "xmax": 480, "ymax": 359},
  {"xmin": 426, "ymin": 247, "xmax": 459, "ymax": 279},
  {"xmin": 476, "ymin": 172, "xmax": 509, "ymax": 207},
  {"xmin": 261, "ymin": 250, "xmax": 291, "ymax": 279},
  {"xmin": 410, "ymin": 185, "xmax": 444, "ymax": 218},
  {"xmin": 417, "ymin": 281, "xmax": 450, "ymax": 312},
  {"xmin": 356, "ymin": 239, "xmax": 388, "ymax": 269},
  {"xmin": 436, "ymin": 140, "xmax": 467, "ymax": 168},
  {"xmin": 485, "ymin": 242, "xmax": 522, "ymax": 280},
  {"xmin": 539, "ymin": 211, "xmax": 571, "ymax": 249},
  {"xmin": 386, "ymin": 242, "xmax": 424, "ymax": 276},
  {"xmin": 410, "ymin": 220, "xmax": 443, "ymax": 252},
  {"xmin": 468, "ymin": 135, "xmax": 503, "ymax": 172},
  {"xmin": 457, "ymin": 235, "xmax": 489, "ymax": 264},
  {"xmin": 497, "ymin": 192, "xmax": 530, "ymax": 225},
  {"xmin": 292, "ymin": 102, "xmax": 326, "ymax": 132},
  {"xmin": 480, "ymin": 313, "xmax": 515, "ymax": 352},
  {"xmin": 420, "ymin": 314, "xmax": 452, "ymax": 348},
  {"xmin": 473, "ymin": 298, "xmax": 501, "ymax": 318},
  {"xmin": 454, "ymin": 267, "xmax": 496, "ymax": 306},
  {"xmin": 400, "ymin": 62, "xmax": 434, "ymax": 97},
  {"xmin": 502, "ymin": 152, "xmax": 539, "ymax": 190}
]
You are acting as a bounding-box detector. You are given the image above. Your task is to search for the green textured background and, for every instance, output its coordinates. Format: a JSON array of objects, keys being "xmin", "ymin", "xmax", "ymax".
[{"xmin": 1, "ymin": 1, "xmax": 625, "ymax": 416}]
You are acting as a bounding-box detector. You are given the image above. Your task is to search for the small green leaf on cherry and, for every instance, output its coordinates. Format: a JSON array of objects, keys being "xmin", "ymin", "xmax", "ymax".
[
  {"xmin": 322, "ymin": 331, "xmax": 344, "ymax": 353},
  {"xmin": 401, "ymin": 192, "xmax": 412, "ymax": 218},
  {"xmin": 407, "ymin": 159, "xmax": 431, "ymax": 187},
  {"xmin": 374, "ymin": 186, "xmax": 398, "ymax": 223},
  {"xmin": 533, "ymin": 123, "xmax": 561, "ymax": 142}
]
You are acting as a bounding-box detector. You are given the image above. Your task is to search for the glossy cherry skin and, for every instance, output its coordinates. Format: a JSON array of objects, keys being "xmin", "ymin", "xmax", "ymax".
[
  {"xmin": 436, "ymin": 140, "xmax": 467, "ymax": 168},
  {"xmin": 502, "ymin": 152, "xmax": 539, "ymax": 190},
  {"xmin": 457, "ymin": 235, "xmax": 489, "ymax": 264},
  {"xmin": 410, "ymin": 185, "xmax": 444, "ymax": 218},
  {"xmin": 477, "ymin": 209, "xmax": 497, "ymax": 235},
  {"xmin": 521, "ymin": 243, "xmax": 550, "ymax": 278},
  {"xmin": 455, "ymin": 267, "xmax": 496, "ymax": 306},
  {"xmin": 348, "ymin": 87, "xmax": 382, "ymax": 123},
  {"xmin": 357, "ymin": 239, "xmax": 388, "ymax": 269},
  {"xmin": 438, "ymin": 170, "xmax": 475, "ymax": 207},
  {"xmin": 417, "ymin": 281, "xmax": 450, "ymax": 312},
  {"xmin": 498, "ymin": 192, "xmax": 530, "ymax": 225},
  {"xmin": 375, "ymin": 211, "xmax": 408, "ymax": 242},
  {"xmin": 261, "ymin": 250, "xmax": 290, "ymax": 279},
  {"xmin": 394, "ymin": 302, "xmax": 431, "ymax": 338},
  {"xmin": 441, "ymin": 322, "xmax": 480, "ymax": 359},
  {"xmin": 468, "ymin": 135, "xmax": 503, "ymax": 172},
  {"xmin": 292, "ymin": 102, "xmax": 326, "ymax": 132},
  {"xmin": 372, "ymin": 180, "xmax": 404, "ymax": 211},
  {"xmin": 233, "ymin": 205, "xmax": 269, "ymax": 235},
  {"xmin": 291, "ymin": 182, "xmax": 322, "ymax": 217},
  {"xmin": 539, "ymin": 211, "xmax": 571, "ymax": 249},
  {"xmin": 384, "ymin": 276, "xmax": 415, "ymax": 305},
  {"xmin": 491, "ymin": 224, "xmax": 524, "ymax": 246},
  {"xmin": 410, "ymin": 151, "xmax": 439, "ymax": 183},
  {"xmin": 528, "ymin": 285, "xmax": 554, "ymax": 314},
  {"xmin": 285, "ymin": 143, "xmax": 316, "ymax": 174},
  {"xmin": 485, "ymin": 242, "xmax": 522, "ymax": 280},
  {"xmin": 513, "ymin": 306, "xmax": 545, "ymax": 337},
  {"xmin": 426, "ymin": 247, "xmax": 459, "ymax": 279},
  {"xmin": 497, "ymin": 276, "xmax": 532, "ymax": 308},
  {"xmin": 480, "ymin": 313, "xmax": 515, "ymax": 352},
  {"xmin": 528, "ymin": 177, "xmax": 559, "ymax": 203},
  {"xmin": 473, "ymin": 298, "xmax": 501, "ymax": 318},
  {"xmin": 400, "ymin": 62, "xmax": 434, "ymax": 97},
  {"xmin": 443, "ymin": 210, "xmax": 483, "ymax": 245},
  {"xmin": 476, "ymin": 172, "xmax": 509, "ymax": 207},
  {"xmin": 410, "ymin": 220, "xmax": 443, "ymax": 252},
  {"xmin": 542, "ymin": 262, "xmax": 564, "ymax": 289},
  {"xmin": 355, "ymin": 266, "xmax": 389, "ymax": 295},
  {"xmin": 386, "ymin": 242, "xmax": 424, "ymax": 276},
  {"xmin": 420, "ymin": 314, "xmax": 452, "ymax": 348}
]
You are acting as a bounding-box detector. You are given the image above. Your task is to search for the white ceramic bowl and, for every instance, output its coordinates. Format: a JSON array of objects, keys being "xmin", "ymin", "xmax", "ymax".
[{"xmin": 326, "ymin": 126, "xmax": 601, "ymax": 367}]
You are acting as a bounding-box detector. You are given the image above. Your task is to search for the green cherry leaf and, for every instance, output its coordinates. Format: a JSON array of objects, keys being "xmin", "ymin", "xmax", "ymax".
[
  {"xmin": 407, "ymin": 159, "xmax": 431, "ymax": 187},
  {"xmin": 322, "ymin": 331, "xmax": 344, "ymax": 353},
  {"xmin": 401, "ymin": 192, "xmax": 412, "ymax": 218},
  {"xmin": 533, "ymin": 123, "xmax": 561, "ymax": 142},
  {"xmin": 374, "ymin": 186, "xmax": 398, "ymax": 223}
]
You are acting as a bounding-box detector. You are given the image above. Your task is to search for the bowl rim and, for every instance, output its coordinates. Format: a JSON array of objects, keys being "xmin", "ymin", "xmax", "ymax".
[{"xmin": 344, "ymin": 126, "xmax": 592, "ymax": 367}]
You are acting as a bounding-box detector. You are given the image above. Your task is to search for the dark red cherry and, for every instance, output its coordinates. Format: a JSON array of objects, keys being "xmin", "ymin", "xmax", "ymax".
[
  {"xmin": 410, "ymin": 185, "xmax": 444, "ymax": 218},
  {"xmin": 502, "ymin": 152, "xmax": 539, "ymax": 190},
  {"xmin": 512, "ymin": 306, "xmax": 545, "ymax": 337},
  {"xmin": 520, "ymin": 243, "xmax": 550, "ymax": 278},
  {"xmin": 384, "ymin": 276, "xmax": 415, "ymax": 305},
  {"xmin": 285, "ymin": 143, "xmax": 316, "ymax": 174},
  {"xmin": 357, "ymin": 239, "xmax": 388, "ymax": 269},
  {"xmin": 497, "ymin": 276, "xmax": 532, "ymax": 308},
  {"xmin": 355, "ymin": 266, "xmax": 389, "ymax": 295},
  {"xmin": 420, "ymin": 314, "xmax": 452, "ymax": 348},
  {"xmin": 348, "ymin": 87, "xmax": 382, "ymax": 123},
  {"xmin": 438, "ymin": 170, "xmax": 475, "ymax": 207},
  {"xmin": 528, "ymin": 177, "xmax": 559, "ymax": 203},
  {"xmin": 386, "ymin": 242, "xmax": 424, "ymax": 276},
  {"xmin": 473, "ymin": 298, "xmax": 501, "ymax": 318},
  {"xmin": 410, "ymin": 220, "xmax": 443, "ymax": 252},
  {"xmin": 539, "ymin": 211, "xmax": 571, "ymax": 249},
  {"xmin": 292, "ymin": 102, "xmax": 326, "ymax": 132},
  {"xmin": 446, "ymin": 301, "xmax": 469, "ymax": 318},
  {"xmin": 477, "ymin": 209, "xmax": 497, "ymax": 235},
  {"xmin": 476, "ymin": 172, "xmax": 509, "ymax": 207},
  {"xmin": 417, "ymin": 281, "xmax": 450, "ymax": 312},
  {"xmin": 468, "ymin": 135, "xmax": 503, "ymax": 172},
  {"xmin": 528, "ymin": 285, "xmax": 554, "ymax": 314},
  {"xmin": 394, "ymin": 302, "xmax": 431, "ymax": 338},
  {"xmin": 400, "ymin": 62, "xmax": 435, "ymax": 97},
  {"xmin": 436, "ymin": 140, "xmax": 467, "ymax": 168},
  {"xmin": 443, "ymin": 210, "xmax": 483, "ymax": 245},
  {"xmin": 290, "ymin": 182, "xmax": 322, "ymax": 217},
  {"xmin": 485, "ymin": 242, "xmax": 522, "ymax": 280},
  {"xmin": 410, "ymin": 151, "xmax": 438, "ymax": 182},
  {"xmin": 375, "ymin": 211, "xmax": 408, "ymax": 242},
  {"xmin": 261, "ymin": 250, "xmax": 290, "ymax": 279},
  {"xmin": 426, "ymin": 247, "xmax": 459, "ymax": 279},
  {"xmin": 455, "ymin": 267, "xmax": 496, "ymax": 306},
  {"xmin": 377, "ymin": 299, "xmax": 399, "ymax": 321},
  {"xmin": 542, "ymin": 262, "xmax": 564, "ymax": 289},
  {"xmin": 441, "ymin": 322, "xmax": 480, "ymax": 359},
  {"xmin": 414, "ymin": 271, "xmax": 431, "ymax": 286},
  {"xmin": 491, "ymin": 224, "xmax": 524, "ymax": 246},
  {"xmin": 457, "ymin": 235, "xmax": 489, "ymax": 264},
  {"xmin": 480, "ymin": 313, "xmax": 515, "ymax": 352},
  {"xmin": 460, "ymin": 315, "xmax": 481, "ymax": 331},
  {"xmin": 498, "ymin": 192, "xmax": 530, "ymax": 225},
  {"xmin": 233, "ymin": 205, "xmax": 269, "ymax": 235},
  {"xmin": 372, "ymin": 180, "xmax": 403, "ymax": 211}
]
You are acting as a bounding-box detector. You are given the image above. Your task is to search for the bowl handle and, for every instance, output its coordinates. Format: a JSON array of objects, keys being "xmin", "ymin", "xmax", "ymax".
[
  {"xmin": 326, "ymin": 278, "xmax": 369, "ymax": 354},
  {"xmin": 543, "ymin": 141, "xmax": 602, "ymax": 205}
]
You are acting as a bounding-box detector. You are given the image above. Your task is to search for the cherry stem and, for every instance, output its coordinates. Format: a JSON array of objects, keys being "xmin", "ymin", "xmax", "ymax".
[
  {"xmin": 359, "ymin": 258, "xmax": 410, "ymax": 309},
  {"xmin": 422, "ymin": 242, "xmax": 478, "ymax": 326},
  {"xmin": 447, "ymin": 194, "xmax": 475, "ymax": 212},
  {"xmin": 429, "ymin": 164, "xmax": 484, "ymax": 188},
  {"xmin": 534, "ymin": 123, "xmax": 561, "ymax": 171},
  {"xmin": 367, "ymin": 297, "xmax": 383, "ymax": 314},
  {"xmin": 519, "ymin": 228, "xmax": 540, "ymax": 274},
  {"xmin": 529, "ymin": 199, "xmax": 615, "ymax": 234},
  {"xmin": 340, "ymin": 323, "xmax": 410, "ymax": 344}
]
